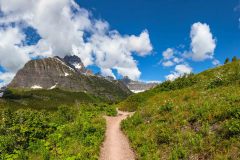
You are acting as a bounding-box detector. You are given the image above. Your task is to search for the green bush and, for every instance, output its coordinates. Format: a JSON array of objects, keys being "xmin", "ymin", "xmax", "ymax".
[
  {"xmin": 208, "ymin": 78, "xmax": 225, "ymax": 89},
  {"xmin": 155, "ymin": 126, "xmax": 172, "ymax": 145},
  {"xmin": 231, "ymin": 61, "xmax": 240, "ymax": 81},
  {"xmin": 0, "ymin": 103, "xmax": 107, "ymax": 160},
  {"xmin": 0, "ymin": 88, "xmax": 102, "ymax": 111},
  {"xmin": 159, "ymin": 101, "xmax": 174, "ymax": 112},
  {"xmin": 232, "ymin": 56, "xmax": 238, "ymax": 62},
  {"xmin": 105, "ymin": 105, "xmax": 117, "ymax": 116},
  {"xmin": 56, "ymin": 105, "xmax": 77, "ymax": 123},
  {"xmin": 154, "ymin": 73, "xmax": 197, "ymax": 92},
  {"xmin": 222, "ymin": 119, "xmax": 240, "ymax": 138},
  {"xmin": 170, "ymin": 146, "xmax": 187, "ymax": 160}
]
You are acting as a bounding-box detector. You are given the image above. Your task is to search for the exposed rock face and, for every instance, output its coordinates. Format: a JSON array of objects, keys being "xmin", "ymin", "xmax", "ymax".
[
  {"xmin": 8, "ymin": 56, "xmax": 131, "ymax": 101},
  {"xmin": 120, "ymin": 76, "xmax": 158, "ymax": 93},
  {"xmin": 63, "ymin": 55, "xmax": 86, "ymax": 73}
]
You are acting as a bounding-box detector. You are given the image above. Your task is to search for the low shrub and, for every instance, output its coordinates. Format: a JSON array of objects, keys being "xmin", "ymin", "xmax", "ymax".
[
  {"xmin": 0, "ymin": 103, "xmax": 107, "ymax": 160},
  {"xmin": 159, "ymin": 101, "xmax": 174, "ymax": 112},
  {"xmin": 208, "ymin": 78, "xmax": 225, "ymax": 89},
  {"xmin": 154, "ymin": 73, "xmax": 197, "ymax": 92},
  {"xmin": 222, "ymin": 119, "xmax": 240, "ymax": 138},
  {"xmin": 170, "ymin": 146, "xmax": 187, "ymax": 160},
  {"xmin": 155, "ymin": 126, "xmax": 173, "ymax": 145}
]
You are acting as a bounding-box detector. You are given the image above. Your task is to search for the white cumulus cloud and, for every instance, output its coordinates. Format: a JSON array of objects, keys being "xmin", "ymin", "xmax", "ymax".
[
  {"xmin": 165, "ymin": 72, "xmax": 180, "ymax": 81},
  {"xmin": 165, "ymin": 64, "xmax": 192, "ymax": 81},
  {"xmin": 0, "ymin": 0, "xmax": 153, "ymax": 86},
  {"xmin": 212, "ymin": 59, "xmax": 221, "ymax": 66},
  {"xmin": 0, "ymin": 27, "xmax": 31, "ymax": 72},
  {"xmin": 161, "ymin": 22, "xmax": 217, "ymax": 67},
  {"xmin": 100, "ymin": 68, "xmax": 116, "ymax": 79},
  {"xmin": 161, "ymin": 48, "xmax": 183, "ymax": 67},
  {"xmin": 162, "ymin": 22, "xmax": 217, "ymax": 81},
  {"xmin": 162, "ymin": 61, "xmax": 174, "ymax": 67},
  {"xmin": 162, "ymin": 48, "xmax": 174, "ymax": 60},
  {"xmin": 175, "ymin": 64, "xmax": 192, "ymax": 74},
  {"xmin": 127, "ymin": 30, "xmax": 153, "ymax": 56},
  {"xmin": 189, "ymin": 22, "xmax": 216, "ymax": 61},
  {"xmin": 0, "ymin": 72, "xmax": 15, "ymax": 88}
]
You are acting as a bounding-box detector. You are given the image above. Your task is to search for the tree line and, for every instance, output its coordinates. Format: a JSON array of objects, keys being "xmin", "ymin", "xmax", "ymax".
[{"xmin": 224, "ymin": 56, "xmax": 238, "ymax": 64}]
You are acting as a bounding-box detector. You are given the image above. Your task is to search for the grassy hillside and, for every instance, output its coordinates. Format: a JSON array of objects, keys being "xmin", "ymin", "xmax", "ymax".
[
  {"xmin": 118, "ymin": 61, "xmax": 240, "ymax": 159},
  {"xmin": 0, "ymin": 104, "xmax": 110, "ymax": 159},
  {"xmin": 0, "ymin": 88, "xmax": 117, "ymax": 159},
  {"xmin": 0, "ymin": 88, "xmax": 111, "ymax": 111}
]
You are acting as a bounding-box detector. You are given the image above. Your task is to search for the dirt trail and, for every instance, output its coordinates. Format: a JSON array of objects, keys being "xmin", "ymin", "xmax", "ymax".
[{"xmin": 99, "ymin": 110, "xmax": 135, "ymax": 160}]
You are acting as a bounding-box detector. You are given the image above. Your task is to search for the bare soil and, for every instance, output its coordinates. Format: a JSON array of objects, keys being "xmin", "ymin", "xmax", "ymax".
[{"xmin": 99, "ymin": 110, "xmax": 135, "ymax": 160}]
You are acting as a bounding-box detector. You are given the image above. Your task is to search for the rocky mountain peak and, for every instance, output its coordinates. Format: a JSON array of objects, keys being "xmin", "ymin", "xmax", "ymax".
[
  {"xmin": 121, "ymin": 76, "xmax": 132, "ymax": 85},
  {"xmin": 8, "ymin": 56, "xmax": 131, "ymax": 101},
  {"xmin": 120, "ymin": 76, "xmax": 158, "ymax": 93},
  {"xmin": 63, "ymin": 55, "xmax": 86, "ymax": 73}
]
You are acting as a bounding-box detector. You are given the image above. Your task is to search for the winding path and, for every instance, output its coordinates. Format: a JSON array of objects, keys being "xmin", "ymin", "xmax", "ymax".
[{"xmin": 100, "ymin": 110, "xmax": 135, "ymax": 160}]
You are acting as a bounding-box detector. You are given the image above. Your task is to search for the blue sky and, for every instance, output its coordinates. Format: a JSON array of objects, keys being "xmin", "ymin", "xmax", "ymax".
[
  {"xmin": 0, "ymin": 0, "xmax": 239, "ymax": 86},
  {"xmin": 79, "ymin": 0, "xmax": 240, "ymax": 81}
]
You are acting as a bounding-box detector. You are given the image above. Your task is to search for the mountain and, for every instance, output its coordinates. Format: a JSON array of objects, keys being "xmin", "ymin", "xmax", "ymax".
[
  {"xmin": 8, "ymin": 56, "xmax": 131, "ymax": 102},
  {"xmin": 63, "ymin": 55, "xmax": 86, "ymax": 73},
  {"xmin": 118, "ymin": 60, "xmax": 240, "ymax": 159},
  {"xmin": 120, "ymin": 76, "xmax": 158, "ymax": 93}
]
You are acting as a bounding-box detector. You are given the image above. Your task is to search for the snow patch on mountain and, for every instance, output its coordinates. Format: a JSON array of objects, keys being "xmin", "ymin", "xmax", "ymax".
[
  {"xmin": 49, "ymin": 84, "xmax": 57, "ymax": 89},
  {"xmin": 64, "ymin": 73, "xmax": 69, "ymax": 77},
  {"xmin": 73, "ymin": 63, "xmax": 82, "ymax": 69},
  {"xmin": 31, "ymin": 85, "xmax": 42, "ymax": 89},
  {"xmin": 131, "ymin": 90, "xmax": 145, "ymax": 93},
  {"xmin": 54, "ymin": 57, "xmax": 75, "ymax": 71},
  {"xmin": 120, "ymin": 76, "xmax": 159, "ymax": 93}
]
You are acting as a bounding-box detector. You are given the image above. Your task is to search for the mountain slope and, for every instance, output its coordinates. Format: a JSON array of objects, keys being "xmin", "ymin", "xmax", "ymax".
[
  {"xmin": 0, "ymin": 57, "xmax": 123, "ymax": 159},
  {"xmin": 0, "ymin": 88, "xmax": 102, "ymax": 111},
  {"xmin": 8, "ymin": 56, "xmax": 131, "ymax": 102},
  {"xmin": 63, "ymin": 55, "xmax": 86, "ymax": 73},
  {"xmin": 120, "ymin": 76, "xmax": 158, "ymax": 93},
  {"xmin": 118, "ymin": 61, "xmax": 240, "ymax": 159}
]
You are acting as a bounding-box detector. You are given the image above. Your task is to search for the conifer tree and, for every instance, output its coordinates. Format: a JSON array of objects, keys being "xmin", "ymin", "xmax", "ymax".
[
  {"xmin": 232, "ymin": 56, "xmax": 237, "ymax": 62},
  {"xmin": 224, "ymin": 58, "xmax": 230, "ymax": 64}
]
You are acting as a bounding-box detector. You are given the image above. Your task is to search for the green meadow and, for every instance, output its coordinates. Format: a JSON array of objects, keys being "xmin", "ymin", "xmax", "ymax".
[
  {"xmin": 0, "ymin": 89, "xmax": 116, "ymax": 159},
  {"xmin": 118, "ymin": 60, "xmax": 240, "ymax": 159},
  {"xmin": 1, "ymin": 60, "xmax": 239, "ymax": 160}
]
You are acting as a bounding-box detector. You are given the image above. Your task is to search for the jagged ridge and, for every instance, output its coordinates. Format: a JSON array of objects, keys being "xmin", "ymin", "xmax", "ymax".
[{"xmin": 9, "ymin": 56, "xmax": 131, "ymax": 102}]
